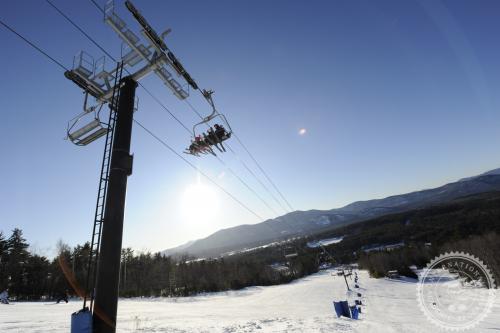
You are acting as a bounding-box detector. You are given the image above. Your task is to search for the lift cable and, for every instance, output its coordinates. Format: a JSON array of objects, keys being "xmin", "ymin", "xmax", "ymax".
[
  {"xmin": 1, "ymin": 16, "xmax": 331, "ymax": 270},
  {"xmin": 3, "ymin": 3, "xmax": 307, "ymax": 251},
  {"xmin": 0, "ymin": 18, "xmax": 68, "ymax": 71},
  {"xmin": 114, "ymin": 0, "xmax": 331, "ymax": 256},
  {"xmin": 182, "ymin": 104, "xmax": 330, "ymax": 257},
  {"xmin": 183, "ymin": 85, "xmax": 295, "ymax": 213},
  {"xmin": 45, "ymin": 0, "xmax": 192, "ymax": 135},
  {"xmin": 85, "ymin": 0, "xmax": 295, "ymax": 216},
  {"xmin": 81, "ymin": 0, "xmax": 289, "ymax": 217},
  {"xmin": 133, "ymin": 119, "xmax": 264, "ymax": 220},
  {"xmin": 233, "ymin": 132, "xmax": 295, "ymax": 212},
  {"xmin": 46, "ymin": 0, "xmax": 280, "ymax": 216},
  {"xmin": 184, "ymin": 102, "xmax": 319, "ymax": 256},
  {"xmin": 45, "ymin": 0, "xmax": 113, "ymax": 60},
  {"xmin": 185, "ymin": 100, "xmax": 291, "ymax": 214},
  {"xmin": 0, "ymin": 16, "xmax": 266, "ymax": 225},
  {"xmin": 87, "ymin": 0, "xmax": 333, "ymax": 261},
  {"xmin": 89, "ymin": 0, "xmax": 105, "ymax": 14},
  {"xmin": 212, "ymin": 155, "xmax": 280, "ymax": 216},
  {"xmin": 134, "ymin": 120, "xmax": 307, "ymax": 244}
]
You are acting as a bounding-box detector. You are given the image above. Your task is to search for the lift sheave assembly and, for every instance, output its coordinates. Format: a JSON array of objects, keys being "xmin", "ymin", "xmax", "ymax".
[{"xmin": 66, "ymin": 0, "xmax": 232, "ymax": 155}]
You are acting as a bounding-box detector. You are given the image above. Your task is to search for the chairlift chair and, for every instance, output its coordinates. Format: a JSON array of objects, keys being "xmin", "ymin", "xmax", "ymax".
[
  {"xmin": 67, "ymin": 93, "xmax": 109, "ymax": 146},
  {"xmin": 185, "ymin": 90, "xmax": 233, "ymax": 157}
]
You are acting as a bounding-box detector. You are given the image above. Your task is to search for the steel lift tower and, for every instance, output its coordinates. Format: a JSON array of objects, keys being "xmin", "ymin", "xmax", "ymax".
[{"xmin": 65, "ymin": 1, "xmax": 198, "ymax": 332}]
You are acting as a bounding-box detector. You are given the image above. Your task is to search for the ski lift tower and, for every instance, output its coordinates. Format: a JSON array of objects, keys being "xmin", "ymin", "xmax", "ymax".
[{"xmin": 65, "ymin": 1, "xmax": 197, "ymax": 332}]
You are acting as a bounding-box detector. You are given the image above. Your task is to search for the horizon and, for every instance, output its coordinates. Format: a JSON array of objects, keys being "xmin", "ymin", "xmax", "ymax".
[
  {"xmin": 13, "ymin": 164, "xmax": 500, "ymax": 258},
  {"xmin": 2, "ymin": 0, "xmax": 500, "ymax": 258},
  {"xmin": 165, "ymin": 164, "xmax": 499, "ymax": 251}
]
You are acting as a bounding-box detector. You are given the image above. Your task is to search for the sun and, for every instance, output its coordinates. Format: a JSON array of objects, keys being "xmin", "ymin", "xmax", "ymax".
[
  {"xmin": 181, "ymin": 182, "xmax": 219, "ymax": 224},
  {"xmin": 298, "ymin": 128, "xmax": 307, "ymax": 136}
]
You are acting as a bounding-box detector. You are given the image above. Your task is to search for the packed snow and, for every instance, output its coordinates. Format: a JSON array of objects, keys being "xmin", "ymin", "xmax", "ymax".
[
  {"xmin": 0, "ymin": 270, "xmax": 498, "ymax": 332},
  {"xmin": 307, "ymin": 236, "xmax": 344, "ymax": 248}
]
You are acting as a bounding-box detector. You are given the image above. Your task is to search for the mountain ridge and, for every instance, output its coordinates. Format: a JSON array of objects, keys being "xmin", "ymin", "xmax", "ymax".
[{"xmin": 163, "ymin": 168, "xmax": 500, "ymax": 258}]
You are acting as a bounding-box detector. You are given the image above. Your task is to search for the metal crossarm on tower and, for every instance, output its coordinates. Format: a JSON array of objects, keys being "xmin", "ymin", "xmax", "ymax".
[
  {"xmin": 103, "ymin": 0, "xmax": 190, "ymax": 100},
  {"xmin": 124, "ymin": 0, "xmax": 168, "ymax": 51}
]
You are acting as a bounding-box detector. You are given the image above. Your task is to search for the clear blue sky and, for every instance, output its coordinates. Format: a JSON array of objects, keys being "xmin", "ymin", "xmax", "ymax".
[{"xmin": 1, "ymin": 0, "xmax": 499, "ymax": 257}]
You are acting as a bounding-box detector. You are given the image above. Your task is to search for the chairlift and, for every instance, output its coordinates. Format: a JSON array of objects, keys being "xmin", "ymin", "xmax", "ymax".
[
  {"xmin": 184, "ymin": 90, "xmax": 232, "ymax": 157},
  {"xmin": 67, "ymin": 92, "xmax": 109, "ymax": 146}
]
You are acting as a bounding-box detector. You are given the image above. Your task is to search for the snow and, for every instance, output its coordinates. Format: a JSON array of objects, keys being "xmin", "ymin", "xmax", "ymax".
[
  {"xmin": 362, "ymin": 242, "xmax": 405, "ymax": 253},
  {"xmin": 313, "ymin": 215, "xmax": 331, "ymax": 226},
  {"xmin": 222, "ymin": 238, "xmax": 301, "ymax": 257},
  {"xmin": 222, "ymin": 241, "xmax": 281, "ymax": 257},
  {"xmin": 307, "ymin": 236, "xmax": 344, "ymax": 248},
  {"xmin": 0, "ymin": 270, "xmax": 498, "ymax": 332}
]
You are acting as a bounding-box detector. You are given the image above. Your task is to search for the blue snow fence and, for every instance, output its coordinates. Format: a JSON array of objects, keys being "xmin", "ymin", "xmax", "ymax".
[
  {"xmin": 350, "ymin": 306, "xmax": 359, "ymax": 320},
  {"xmin": 340, "ymin": 300, "xmax": 351, "ymax": 318},
  {"xmin": 333, "ymin": 301, "xmax": 344, "ymax": 317},
  {"xmin": 333, "ymin": 300, "xmax": 351, "ymax": 318},
  {"xmin": 71, "ymin": 308, "xmax": 92, "ymax": 333}
]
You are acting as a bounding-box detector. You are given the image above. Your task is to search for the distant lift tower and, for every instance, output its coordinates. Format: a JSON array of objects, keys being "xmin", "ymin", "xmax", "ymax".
[{"xmin": 65, "ymin": 1, "xmax": 197, "ymax": 332}]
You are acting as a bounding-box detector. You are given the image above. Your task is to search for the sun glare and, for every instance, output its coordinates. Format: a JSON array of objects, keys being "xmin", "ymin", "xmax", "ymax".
[{"xmin": 181, "ymin": 183, "xmax": 219, "ymax": 224}]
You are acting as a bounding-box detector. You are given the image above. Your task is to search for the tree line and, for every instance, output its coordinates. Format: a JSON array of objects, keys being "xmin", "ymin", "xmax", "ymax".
[
  {"xmin": 317, "ymin": 191, "xmax": 500, "ymax": 281},
  {"xmin": 357, "ymin": 232, "xmax": 500, "ymax": 282},
  {"xmin": 0, "ymin": 228, "xmax": 321, "ymax": 300},
  {"xmin": 0, "ymin": 228, "xmax": 70, "ymax": 300},
  {"xmin": 4, "ymin": 192, "xmax": 500, "ymax": 300}
]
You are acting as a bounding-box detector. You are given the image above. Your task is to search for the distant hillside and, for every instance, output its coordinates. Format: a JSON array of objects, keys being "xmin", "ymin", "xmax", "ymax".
[
  {"xmin": 315, "ymin": 191, "xmax": 500, "ymax": 258},
  {"xmin": 163, "ymin": 169, "xmax": 500, "ymax": 258},
  {"xmin": 321, "ymin": 190, "xmax": 500, "ymax": 282}
]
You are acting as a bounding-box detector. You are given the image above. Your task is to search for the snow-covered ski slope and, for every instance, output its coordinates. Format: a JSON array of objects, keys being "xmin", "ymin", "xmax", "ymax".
[{"xmin": 0, "ymin": 270, "xmax": 498, "ymax": 332}]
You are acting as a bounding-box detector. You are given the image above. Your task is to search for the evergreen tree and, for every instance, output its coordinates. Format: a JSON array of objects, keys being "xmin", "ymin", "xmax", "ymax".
[
  {"xmin": 24, "ymin": 254, "xmax": 50, "ymax": 299},
  {"xmin": 0, "ymin": 232, "xmax": 8, "ymax": 290},
  {"xmin": 50, "ymin": 240, "xmax": 72, "ymax": 299},
  {"xmin": 6, "ymin": 228, "xmax": 30, "ymax": 298},
  {"xmin": 72, "ymin": 242, "xmax": 91, "ymax": 289}
]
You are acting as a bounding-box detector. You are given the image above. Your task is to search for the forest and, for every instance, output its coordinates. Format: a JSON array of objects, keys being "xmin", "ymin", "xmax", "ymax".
[
  {"xmin": 0, "ymin": 228, "xmax": 320, "ymax": 300},
  {"xmin": 3, "ymin": 191, "xmax": 499, "ymax": 300},
  {"xmin": 319, "ymin": 191, "xmax": 500, "ymax": 282}
]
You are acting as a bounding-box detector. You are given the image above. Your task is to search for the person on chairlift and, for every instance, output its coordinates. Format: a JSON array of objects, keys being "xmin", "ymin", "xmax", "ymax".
[
  {"xmin": 213, "ymin": 124, "xmax": 228, "ymax": 151},
  {"xmin": 205, "ymin": 127, "xmax": 223, "ymax": 152},
  {"xmin": 214, "ymin": 124, "xmax": 227, "ymax": 140}
]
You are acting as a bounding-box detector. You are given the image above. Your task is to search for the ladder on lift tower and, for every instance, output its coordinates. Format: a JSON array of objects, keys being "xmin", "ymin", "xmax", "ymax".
[{"xmin": 83, "ymin": 62, "xmax": 124, "ymax": 311}]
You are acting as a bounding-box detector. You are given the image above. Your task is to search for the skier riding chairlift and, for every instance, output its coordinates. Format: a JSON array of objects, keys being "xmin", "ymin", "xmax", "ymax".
[
  {"xmin": 186, "ymin": 136, "xmax": 215, "ymax": 156},
  {"xmin": 204, "ymin": 124, "xmax": 230, "ymax": 152},
  {"xmin": 214, "ymin": 124, "xmax": 230, "ymax": 140}
]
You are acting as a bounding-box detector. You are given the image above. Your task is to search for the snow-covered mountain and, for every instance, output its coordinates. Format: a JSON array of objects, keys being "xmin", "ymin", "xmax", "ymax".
[{"xmin": 163, "ymin": 168, "xmax": 500, "ymax": 258}]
